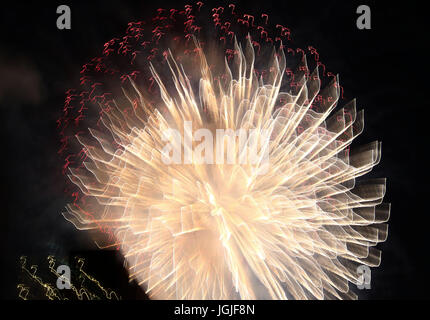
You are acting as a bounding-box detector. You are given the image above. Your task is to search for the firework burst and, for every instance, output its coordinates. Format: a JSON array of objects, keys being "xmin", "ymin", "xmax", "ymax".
[{"xmin": 63, "ymin": 34, "xmax": 389, "ymax": 299}]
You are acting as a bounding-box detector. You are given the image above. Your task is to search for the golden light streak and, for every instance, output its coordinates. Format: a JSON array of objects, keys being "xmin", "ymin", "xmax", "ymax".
[
  {"xmin": 63, "ymin": 38, "xmax": 390, "ymax": 299},
  {"xmin": 18, "ymin": 256, "xmax": 120, "ymax": 300}
]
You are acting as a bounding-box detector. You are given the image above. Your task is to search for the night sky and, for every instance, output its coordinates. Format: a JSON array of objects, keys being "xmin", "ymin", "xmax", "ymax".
[{"xmin": 0, "ymin": 0, "xmax": 427, "ymax": 300}]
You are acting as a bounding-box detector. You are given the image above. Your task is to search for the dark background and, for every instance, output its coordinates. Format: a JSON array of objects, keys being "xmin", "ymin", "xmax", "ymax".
[{"xmin": 0, "ymin": 0, "xmax": 427, "ymax": 299}]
